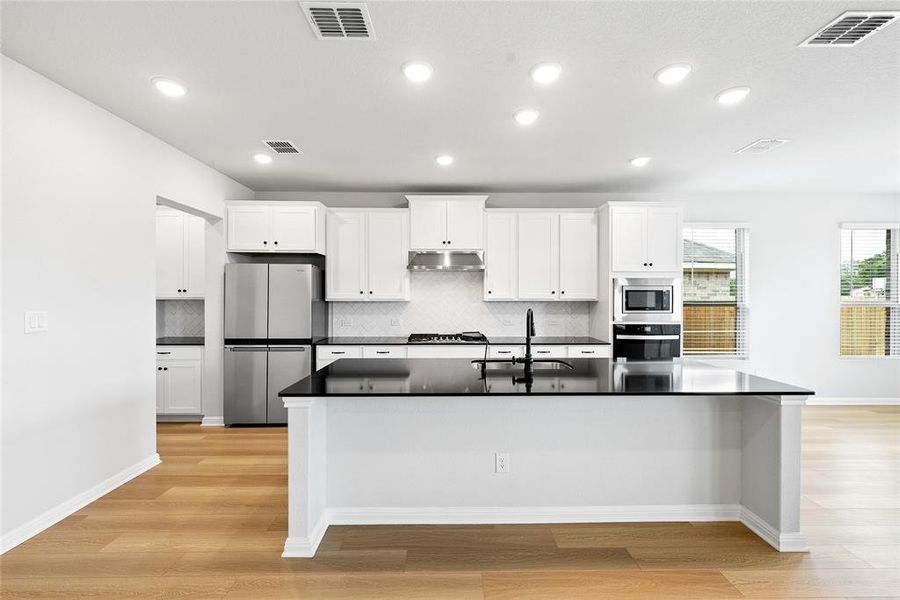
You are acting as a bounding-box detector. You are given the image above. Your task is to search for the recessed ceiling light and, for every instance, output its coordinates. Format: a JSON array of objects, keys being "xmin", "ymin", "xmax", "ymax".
[
  {"xmin": 253, "ymin": 153, "xmax": 273, "ymax": 165},
  {"xmin": 630, "ymin": 156, "xmax": 652, "ymax": 167},
  {"xmin": 654, "ymin": 63, "xmax": 692, "ymax": 85},
  {"xmin": 151, "ymin": 77, "xmax": 187, "ymax": 98},
  {"xmin": 514, "ymin": 109, "xmax": 539, "ymax": 126},
  {"xmin": 715, "ymin": 86, "xmax": 751, "ymax": 105},
  {"xmin": 402, "ymin": 61, "xmax": 433, "ymax": 83},
  {"xmin": 530, "ymin": 62, "xmax": 562, "ymax": 85},
  {"xmin": 435, "ymin": 154, "xmax": 454, "ymax": 167}
]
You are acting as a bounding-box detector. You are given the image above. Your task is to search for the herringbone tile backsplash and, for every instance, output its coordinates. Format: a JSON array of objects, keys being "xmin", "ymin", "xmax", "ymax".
[
  {"xmin": 331, "ymin": 272, "xmax": 589, "ymax": 336},
  {"xmin": 156, "ymin": 300, "xmax": 205, "ymax": 337}
]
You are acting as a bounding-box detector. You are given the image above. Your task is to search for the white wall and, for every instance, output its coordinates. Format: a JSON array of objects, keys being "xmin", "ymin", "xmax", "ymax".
[
  {"xmin": 0, "ymin": 57, "xmax": 250, "ymax": 550},
  {"xmin": 259, "ymin": 191, "xmax": 899, "ymax": 399}
]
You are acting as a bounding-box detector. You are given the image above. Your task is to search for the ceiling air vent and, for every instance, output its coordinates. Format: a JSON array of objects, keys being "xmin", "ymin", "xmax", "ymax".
[
  {"xmin": 263, "ymin": 140, "xmax": 301, "ymax": 154},
  {"xmin": 800, "ymin": 11, "xmax": 899, "ymax": 47},
  {"xmin": 735, "ymin": 139, "xmax": 791, "ymax": 154},
  {"xmin": 299, "ymin": 2, "xmax": 374, "ymax": 40}
]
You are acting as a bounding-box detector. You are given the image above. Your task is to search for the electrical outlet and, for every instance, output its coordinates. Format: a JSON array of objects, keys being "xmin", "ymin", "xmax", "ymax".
[
  {"xmin": 340, "ymin": 318, "xmax": 353, "ymax": 327},
  {"xmin": 24, "ymin": 311, "xmax": 48, "ymax": 334},
  {"xmin": 494, "ymin": 452, "xmax": 509, "ymax": 474},
  {"xmin": 502, "ymin": 319, "xmax": 513, "ymax": 327},
  {"xmin": 547, "ymin": 319, "xmax": 560, "ymax": 326},
  {"xmin": 391, "ymin": 318, "xmax": 401, "ymax": 326}
]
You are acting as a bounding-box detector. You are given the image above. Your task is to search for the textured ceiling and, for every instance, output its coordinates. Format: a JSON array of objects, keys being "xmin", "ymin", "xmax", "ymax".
[{"xmin": 2, "ymin": 0, "xmax": 899, "ymax": 193}]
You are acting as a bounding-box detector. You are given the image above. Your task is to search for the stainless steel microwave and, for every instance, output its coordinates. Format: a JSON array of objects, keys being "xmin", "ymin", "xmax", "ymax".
[{"xmin": 613, "ymin": 278, "xmax": 682, "ymax": 323}]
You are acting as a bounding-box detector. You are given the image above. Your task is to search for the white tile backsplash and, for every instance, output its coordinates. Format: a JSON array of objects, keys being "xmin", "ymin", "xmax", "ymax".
[
  {"xmin": 156, "ymin": 299, "xmax": 205, "ymax": 337},
  {"xmin": 331, "ymin": 272, "xmax": 589, "ymax": 336}
]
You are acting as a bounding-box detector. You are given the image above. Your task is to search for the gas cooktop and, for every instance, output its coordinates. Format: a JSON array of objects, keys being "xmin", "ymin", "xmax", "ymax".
[{"xmin": 408, "ymin": 332, "xmax": 489, "ymax": 344}]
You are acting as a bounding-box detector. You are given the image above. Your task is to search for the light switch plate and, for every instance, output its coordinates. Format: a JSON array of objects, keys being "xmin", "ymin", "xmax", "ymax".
[
  {"xmin": 24, "ymin": 311, "xmax": 49, "ymax": 334},
  {"xmin": 340, "ymin": 318, "xmax": 353, "ymax": 327},
  {"xmin": 391, "ymin": 318, "xmax": 401, "ymax": 326}
]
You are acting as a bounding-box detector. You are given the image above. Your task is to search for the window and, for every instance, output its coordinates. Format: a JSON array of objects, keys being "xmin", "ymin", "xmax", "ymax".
[
  {"xmin": 683, "ymin": 225, "xmax": 749, "ymax": 357},
  {"xmin": 840, "ymin": 225, "xmax": 899, "ymax": 357}
]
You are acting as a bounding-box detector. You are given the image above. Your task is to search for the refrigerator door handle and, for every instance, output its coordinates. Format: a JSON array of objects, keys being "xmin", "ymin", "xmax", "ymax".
[{"xmin": 226, "ymin": 346, "xmax": 268, "ymax": 351}]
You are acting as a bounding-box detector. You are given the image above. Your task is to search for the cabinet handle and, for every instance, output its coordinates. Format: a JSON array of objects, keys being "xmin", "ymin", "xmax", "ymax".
[
  {"xmin": 551, "ymin": 291, "xmax": 555, "ymax": 294},
  {"xmin": 488, "ymin": 290, "xmax": 492, "ymax": 294},
  {"xmin": 183, "ymin": 289, "xmax": 187, "ymax": 293},
  {"xmin": 643, "ymin": 262, "xmax": 648, "ymax": 267},
  {"xmin": 359, "ymin": 290, "xmax": 363, "ymax": 294},
  {"xmin": 561, "ymin": 291, "xmax": 565, "ymax": 295},
  {"xmin": 274, "ymin": 241, "xmax": 278, "ymax": 245},
  {"xmin": 497, "ymin": 351, "xmax": 511, "ymax": 355},
  {"xmin": 447, "ymin": 240, "xmax": 451, "ymax": 245},
  {"xmin": 157, "ymin": 367, "xmax": 162, "ymax": 371},
  {"xmin": 537, "ymin": 350, "xmax": 550, "ymax": 354},
  {"xmin": 375, "ymin": 351, "xmax": 390, "ymax": 355},
  {"xmin": 369, "ymin": 291, "xmax": 373, "ymax": 294},
  {"xmin": 581, "ymin": 350, "xmax": 595, "ymax": 354},
  {"xmin": 157, "ymin": 351, "xmax": 171, "ymax": 355},
  {"xmin": 649, "ymin": 262, "xmax": 653, "ymax": 267},
  {"xmin": 263, "ymin": 241, "xmax": 267, "ymax": 245},
  {"xmin": 163, "ymin": 367, "xmax": 168, "ymax": 371},
  {"xmin": 332, "ymin": 351, "xmax": 346, "ymax": 355}
]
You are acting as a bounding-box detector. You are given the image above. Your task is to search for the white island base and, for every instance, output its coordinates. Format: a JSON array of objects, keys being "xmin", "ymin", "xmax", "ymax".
[{"xmin": 282, "ymin": 394, "xmax": 808, "ymax": 558}]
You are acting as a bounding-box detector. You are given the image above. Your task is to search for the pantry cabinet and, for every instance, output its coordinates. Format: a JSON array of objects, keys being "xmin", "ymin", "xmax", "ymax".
[
  {"xmin": 609, "ymin": 204, "xmax": 682, "ymax": 273},
  {"xmin": 226, "ymin": 201, "xmax": 325, "ymax": 254},
  {"xmin": 407, "ymin": 195, "xmax": 486, "ymax": 250},
  {"xmin": 326, "ymin": 209, "xmax": 409, "ymax": 301},
  {"xmin": 156, "ymin": 208, "xmax": 205, "ymax": 299}
]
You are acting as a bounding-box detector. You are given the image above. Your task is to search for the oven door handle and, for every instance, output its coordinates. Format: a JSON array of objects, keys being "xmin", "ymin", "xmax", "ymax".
[{"xmin": 616, "ymin": 335, "xmax": 680, "ymax": 340}]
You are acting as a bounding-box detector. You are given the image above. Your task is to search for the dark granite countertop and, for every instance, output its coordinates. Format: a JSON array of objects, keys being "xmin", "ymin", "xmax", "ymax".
[
  {"xmin": 317, "ymin": 336, "xmax": 608, "ymax": 346},
  {"xmin": 280, "ymin": 358, "xmax": 813, "ymax": 397},
  {"xmin": 156, "ymin": 336, "xmax": 205, "ymax": 346}
]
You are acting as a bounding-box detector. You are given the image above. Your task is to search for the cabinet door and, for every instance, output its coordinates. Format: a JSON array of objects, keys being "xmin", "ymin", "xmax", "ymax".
[
  {"xmin": 367, "ymin": 211, "xmax": 410, "ymax": 300},
  {"xmin": 182, "ymin": 214, "xmax": 205, "ymax": 298},
  {"xmin": 445, "ymin": 199, "xmax": 483, "ymax": 250},
  {"xmin": 326, "ymin": 211, "xmax": 367, "ymax": 300},
  {"xmin": 409, "ymin": 201, "xmax": 446, "ymax": 250},
  {"xmin": 156, "ymin": 211, "xmax": 184, "ymax": 298},
  {"xmin": 645, "ymin": 207, "xmax": 682, "ymax": 272},
  {"xmin": 484, "ymin": 212, "xmax": 517, "ymax": 300},
  {"xmin": 270, "ymin": 205, "xmax": 317, "ymax": 252},
  {"xmin": 227, "ymin": 205, "xmax": 270, "ymax": 251},
  {"xmin": 156, "ymin": 365, "xmax": 167, "ymax": 413},
  {"xmin": 558, "ymin": 213, "xmax": 598, "ymax": 300},
  {"xmin": 163, "ymin": 360, "xmax": 202, "ymax": 414},
  {"xmin": 610, "ymin": 207, "xmax": 646, "ymax": 272},
  {"xmin": 517, "ymin": 213, "xmax": 559, "ymax": 300}
]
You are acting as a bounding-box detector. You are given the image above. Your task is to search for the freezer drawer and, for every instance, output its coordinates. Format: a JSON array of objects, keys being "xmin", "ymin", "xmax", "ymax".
[
  {"xmin": 224, "ymin": 346, "xmax": 268, "ymax": 425},
  {"xmin": 266, "ymin": 346, "xmax": 310, "ymax": 424},
  {"xmin": 224, "ymin": 264, "xmax": 268, "ymax": 339}
]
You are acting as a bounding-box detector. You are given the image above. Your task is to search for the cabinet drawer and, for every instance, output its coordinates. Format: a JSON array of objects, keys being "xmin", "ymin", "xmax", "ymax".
[
  {"xmin": 406, "ymin": 345, "xmax": 487, "ymax": 359},
  {"xmin": 530, "ymin": 345, "xmax": 567, "ymax": 359},
  {"xmin": 488, "ymin": 345, "xmax": 523, "ymax": 359},
  {"xmin": 567, "ymin": 345, "xmax": 610, "ymax": 358},
  {"xmin": 317, "ymin": 346, "xmax": 363, "ymax": 359},
  {"xmin": 362, "ymin": 346, "xmax": 408, "ymax": 359},
  {"xmin": 156, "ymin": 346, "xmax": 202, "ymax": 361}
]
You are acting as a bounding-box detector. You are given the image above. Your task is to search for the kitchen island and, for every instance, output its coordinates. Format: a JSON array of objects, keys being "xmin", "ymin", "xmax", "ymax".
[{"xmin": 279, "ymin": 358, "xmax": 813, "ymax": 557}]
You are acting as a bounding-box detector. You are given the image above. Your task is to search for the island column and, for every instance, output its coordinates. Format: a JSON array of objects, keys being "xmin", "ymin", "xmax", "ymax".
[{"xmin": 282, "ymin": 397, "xmax": 327, "ymax": 558}]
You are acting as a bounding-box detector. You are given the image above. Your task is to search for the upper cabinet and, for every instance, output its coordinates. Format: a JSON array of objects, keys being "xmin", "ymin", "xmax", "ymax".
[
  {"xmin": 326, "ymin": 209, "xmax": 410, "ymax": 302},
  {"xmin": 156, "ymin": 208, "xmax": 205, "ymax": 299},
  {"xmin": 609, "ymin": 204, "xmax": 682, "ymax": 273},
  {"xmin": 483, "ymin": 210, "xmax": 598, "ymax": 302},
  {"xmin": 226, "ymin": 201, "xmax": 325, "ymax": 254},
  {"xmin": 407, "ymin": 195, "xmax": 486, "ymax": 250}
]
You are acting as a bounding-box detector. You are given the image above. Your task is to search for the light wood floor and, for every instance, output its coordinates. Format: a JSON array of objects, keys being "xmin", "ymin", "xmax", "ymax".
[{"xmin": 1, "ymin": 406, "xmax": 898, "ymax": 599}]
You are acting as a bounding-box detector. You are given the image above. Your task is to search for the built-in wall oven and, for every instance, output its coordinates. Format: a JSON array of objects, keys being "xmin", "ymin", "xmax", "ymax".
[
  {"xmin": 613, "ymin": 278, "xmax": 682, "ymax": 323},
  {"xmin": 613, "ymin": 323, "xmax": 682, "ymax": 361}
]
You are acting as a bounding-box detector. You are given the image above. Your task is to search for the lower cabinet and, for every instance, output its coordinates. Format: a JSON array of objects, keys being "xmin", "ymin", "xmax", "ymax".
[{"xmin": 156, "ymin": 346, "xmax": 202, "ymax": 415}]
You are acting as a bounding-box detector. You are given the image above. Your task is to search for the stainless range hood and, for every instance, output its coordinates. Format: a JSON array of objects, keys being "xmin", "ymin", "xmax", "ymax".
[{"xmin": 407, "ymin": 251, "xmax": 485, "ymax": 272}]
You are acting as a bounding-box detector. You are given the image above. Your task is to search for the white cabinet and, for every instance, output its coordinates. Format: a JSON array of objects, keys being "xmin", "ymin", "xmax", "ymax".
[
  {"xmin": 407, "ymin": 195, "xmax": 487, "ymax": 250},
  {"xmin": 156, "ymin": 346, "xmax": 202, "ymax": 415},
  {"xmin": 610, "ymin": 205, "xmax": 682, "ymax": 273},
  {"xmin": 484, "ymin": 212, "xmax": 517, "ymax": 300},
  {"xmin": 531, "ymin": 345, "xmax": 568, "ymax": 359},
  {"xmin": 517, "ymin": 213, "xmax": 559, "ymax": 300},
  {"xmin": 362, "ymin": 346, "xmax": 408, "ymax": 359},
  {"xmin": 156, "ymin": 208, "xmax": 205, "ymax": 299},
  {"xmin": 558, "ymin": 213, "xmax": 598, "ymax": 300},
  {"xmin": 326, "ymin": 210, "xmax": 409, "ymax": 301},
  {"xmin": 226, "ymin": 202, "xmax": 325, "ymax": 254},
  {"xmin": 406, "ymin": 345, "xmax": 487, "ymax": 359}
]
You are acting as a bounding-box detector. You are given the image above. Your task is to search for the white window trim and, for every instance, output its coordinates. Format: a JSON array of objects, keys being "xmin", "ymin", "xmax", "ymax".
[
  {"xmin": 683, "ymin": 223, "xmax": 750, "ymax": 360},
  {"xmin": 838, "ymin": 225, "xmax": 900, "ymax": 360}
]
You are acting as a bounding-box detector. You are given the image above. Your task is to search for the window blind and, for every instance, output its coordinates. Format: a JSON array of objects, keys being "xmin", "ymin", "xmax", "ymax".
[
  {"xmin": 683, "ymin": 226, "xmax": 749, "ymax": 357},
  {"xmin": 840, "ymin": 226, "xmax": 899, "ymax": 357}
]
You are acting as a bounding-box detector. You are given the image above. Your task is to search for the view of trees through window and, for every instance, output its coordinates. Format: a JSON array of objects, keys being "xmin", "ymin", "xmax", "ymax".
[
  {"xmin": 840, "ymin": 228, "xmax": 898, "ymax": 357},
  {"xmin": 683, "ymin": 227, "xmax": 748, "ymax": 357}
]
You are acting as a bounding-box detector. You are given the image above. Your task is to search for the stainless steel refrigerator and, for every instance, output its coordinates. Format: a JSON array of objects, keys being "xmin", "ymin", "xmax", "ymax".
[{"xmin": 224, "ymin": 264, "xmax": 326, "ymax": 425}]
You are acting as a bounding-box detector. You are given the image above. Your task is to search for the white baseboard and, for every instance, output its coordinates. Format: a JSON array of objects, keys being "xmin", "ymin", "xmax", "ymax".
[
  {"xmin": 201, "ymin": 416, "xmax": 224, "ymax": 427},
  {"xmin": 740, "ymin": 507, "xmax": 808, "ymax": 552},
  {"xmin": 326, "ymin": 504, "xmax": 742, "ymax": 526},
  {"xmin": 0, "ymin": 453, "xmax": 161, "ymax": 554},
  {"xmin": 282, "ymin": 514, "xmax": 329, "ymax": 558},
  {"xmin": 806, "ymin": 397, "xmax": 899, "ymax": 406}
]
